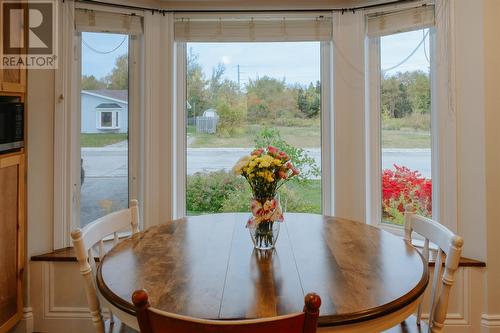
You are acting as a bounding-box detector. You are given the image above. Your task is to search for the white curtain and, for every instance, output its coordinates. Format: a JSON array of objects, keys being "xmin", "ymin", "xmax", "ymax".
[
  {"xmin": 142, "ymin": 11, "xmax": 176, "ymax": 227},
  {"xmin": 75, "ymin": 8, "xmax": 143, "ymax": 35},
  {"xmin": 54, "ymin": 0, "xmax": 77, "ymax": 248},
  {"xmin": 174, "ymin": 12, "xmax": 332, "ymax": 42},
  {"xmin": 330, "ymin": 10, "xmax": 367, "ymax": 222},
  {"xmin": 366, "ymin": 5, "xmax": 435, "ymax": 37}
]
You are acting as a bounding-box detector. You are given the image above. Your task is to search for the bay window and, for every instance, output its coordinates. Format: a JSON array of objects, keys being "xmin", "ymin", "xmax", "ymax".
[{"xmin": 54, "ymin": 1, "xmax": 455, "ymax": 248}]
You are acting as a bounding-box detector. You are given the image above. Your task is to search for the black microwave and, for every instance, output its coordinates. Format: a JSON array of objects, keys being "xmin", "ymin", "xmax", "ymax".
[{"xmin": 0, "ymin": 97, "xmax": 24, "ymax": 154}]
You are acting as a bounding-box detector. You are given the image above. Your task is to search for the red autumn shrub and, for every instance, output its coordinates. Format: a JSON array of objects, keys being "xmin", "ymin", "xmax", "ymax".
[{"xmin": 382, "ymin": 165, "xmax": 432, "ymax": 225}]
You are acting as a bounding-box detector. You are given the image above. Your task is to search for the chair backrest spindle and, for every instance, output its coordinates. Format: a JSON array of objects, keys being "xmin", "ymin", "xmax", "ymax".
[
  {"xmin": 71, "ymin": 200, "xmax": 141, "ymax": 333},
  {"xmin": 404, "ymin": 211, "xmax": 463, "ymax": 333}
]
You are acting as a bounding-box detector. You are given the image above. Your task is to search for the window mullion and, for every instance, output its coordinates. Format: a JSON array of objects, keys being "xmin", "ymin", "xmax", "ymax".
[{"xmin": 367, "ymin": 37, "xmax": 382, "ymax": 227}]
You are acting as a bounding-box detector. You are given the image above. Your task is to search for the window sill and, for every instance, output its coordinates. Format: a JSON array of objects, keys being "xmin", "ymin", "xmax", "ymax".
[{"xmin": 30, "ymin": 247, "xmax": 486, "ymax": 267}]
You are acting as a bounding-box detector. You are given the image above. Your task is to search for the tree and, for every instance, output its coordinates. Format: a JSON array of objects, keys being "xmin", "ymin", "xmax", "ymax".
[
  {"xmin": 81, "ymin": 75, "xmax": 106, "ymax": 90},
  {"xmin": 187, "ymin": 48, "xmax": 209, "ymax": 118},
  {"xmin": 213, "ymin": 74, "xmax": 246, "ymax": 136},
  {"xmin": 404, "ymin": 71, "xmax": 431, "ymax": 114},
  {"xmin": 104, "ymin": 54, "xmax": 128, "ymax": 89},
  {"xmin": 246, "ymin": 76, "xmax": 298, "ymax": 123},
  {"xmin": 208, "ymin": 63, "xmax": 226, "ymax": 103},
  {"xmin": 381, "ymin": 71, "xmax": 430, "ymax": 119},
  {"xmin": 381, "ymin": 74, "xmax": 412, "ymax": 118},
  {"xmin": 297, "ymin": 81, "xmax": 321, "ymax": 118}
]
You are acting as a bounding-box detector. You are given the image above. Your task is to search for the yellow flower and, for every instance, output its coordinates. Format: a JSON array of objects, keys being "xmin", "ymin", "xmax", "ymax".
[
  {"xmin": 232, "ymin": 155, "xmax": 251, "ymax": 175},
  {"xmin": 259, "ymin": 160, "xmax": 271, "ymax": 168},
  {"xmin": 273, "ymin": 158, "xmax": 282, "ymax": 166}
]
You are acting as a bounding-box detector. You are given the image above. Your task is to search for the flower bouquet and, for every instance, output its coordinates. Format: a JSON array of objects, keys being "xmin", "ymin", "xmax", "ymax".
[{"xmin": 233, "ymin": 146, "xmax": 300, "ymax": 250}]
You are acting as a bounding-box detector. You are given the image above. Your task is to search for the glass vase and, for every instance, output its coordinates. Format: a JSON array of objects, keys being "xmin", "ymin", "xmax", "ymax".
[{"xmin": 247, "ymin": 196, "xmax": 283, "ymax": 250}]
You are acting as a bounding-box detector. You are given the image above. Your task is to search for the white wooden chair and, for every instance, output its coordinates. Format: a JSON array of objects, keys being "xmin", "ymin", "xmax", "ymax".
[
  {"xmin": 384, "ymin": 212, "xmax": 464, "ymax": 333},
  {"xmin": 71, "ymin": 200, "xmax": 140, "ymax": 333}
]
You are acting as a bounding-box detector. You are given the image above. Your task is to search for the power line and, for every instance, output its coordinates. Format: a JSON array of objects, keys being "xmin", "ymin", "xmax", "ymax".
[
  {"xmin": 423, "ymin": 29, "xmax": 430, "ymax": 64},
  {"xmin": 82, "ymin": 36, "xmax": 127, "ymax": 55},
  {"xmin": 382, "ymin": 29, "xmax": 429, "ymax": 74}
]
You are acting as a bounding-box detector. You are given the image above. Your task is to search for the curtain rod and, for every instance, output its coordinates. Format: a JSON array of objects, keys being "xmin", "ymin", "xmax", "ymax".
[{"xmin": 75, "ymin": 0, "xmax": 426, "ymax": 14}]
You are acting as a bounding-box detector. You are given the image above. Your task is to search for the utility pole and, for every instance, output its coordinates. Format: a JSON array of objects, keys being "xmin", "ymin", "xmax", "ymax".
[{"xmin": 237, "ymin": 64, "xmax": 240, "ymax": 90}]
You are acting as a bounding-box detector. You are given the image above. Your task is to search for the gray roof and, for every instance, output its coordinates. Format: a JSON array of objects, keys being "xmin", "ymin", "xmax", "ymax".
[
  {"xmin": 96, "ymin": 103, "xmax": 122, "ymax": 109},
  {"xmin": 85, "ymin": 90, "xmax": 128, "ymax": 103}
]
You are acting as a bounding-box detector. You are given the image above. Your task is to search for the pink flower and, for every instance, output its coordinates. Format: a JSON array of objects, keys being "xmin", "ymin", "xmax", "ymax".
[
  {"xmin": 268, "ymin": 146, "xmax": 279, "ymax": 156},
  {"xmin": 252, "ymin": 148, "xmax": 264, "ymax": 156},
  {"xmin": 278, "ymin": 170, "xmax": 288, "ymax": 179},
  {"xmin": 278, "ymin": 151, "xmax": 289, "ymax": 160},
  {"xmin": 291, "ymin": 167, "xmax": 300, "ymax": 176}
]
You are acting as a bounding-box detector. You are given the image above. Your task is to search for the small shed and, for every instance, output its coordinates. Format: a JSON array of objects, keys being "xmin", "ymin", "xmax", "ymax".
[{"xmin": 196, "ymin": 108, "xmax": 219, "ymax": 134}]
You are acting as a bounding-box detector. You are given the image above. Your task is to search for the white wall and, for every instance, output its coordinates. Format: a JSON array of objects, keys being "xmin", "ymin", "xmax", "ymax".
[{"xmin": 483, "ymin": 0, "xmax": 500, "ymax": 329}]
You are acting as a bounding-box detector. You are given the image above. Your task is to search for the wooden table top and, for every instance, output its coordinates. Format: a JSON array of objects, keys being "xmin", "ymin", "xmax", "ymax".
[{"xmin": 96, "ymin": 213, "xmax": 428, "ymax": 327}]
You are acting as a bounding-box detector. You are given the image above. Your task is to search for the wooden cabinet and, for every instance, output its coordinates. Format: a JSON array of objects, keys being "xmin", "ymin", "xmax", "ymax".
[
  {"xmin": 0, "ymin": 1, "xmax": 27, "ymax": 93},
  {"xmin": 0, "ymin": 67, "xmax": 26, "ymax": 93},
  {"xmin": 0, "ymin": 153, "xmax": 25, "ymax": 333}
]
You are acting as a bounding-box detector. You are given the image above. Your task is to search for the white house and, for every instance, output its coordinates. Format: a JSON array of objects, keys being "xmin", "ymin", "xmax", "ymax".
[{"xmin": 81, "ymin": 90, "xmax": 128, "ymax": 133}]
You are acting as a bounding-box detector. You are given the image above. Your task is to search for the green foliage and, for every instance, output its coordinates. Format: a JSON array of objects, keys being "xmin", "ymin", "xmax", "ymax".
[
  {"xmin": 81, "ymin": 75, "xmax": 106, "ymax": 90},
  {"xmin": 297, "ymin": 81, "xmax": 321, "ymax": 118},
  {"xmin": 254, "ymin": 127, "xmax": 320, "ymax": 180},
  {"xmin": 104, "ymin": 54, "xmax": 128, "ymax": 89},
  {"xmin": 187, "ymin": 48, "xmax": 209, "ymax": 118},
  {"xmin": 381, "ymin": 70, "xmax": 430, "ymax": 119},
  {"xmin": 216, "ymin": 97, "xmax": 246, "ymax": 137},
  {"xmin": 186, "ymin": 170, "xmax": 321, "ymax": 214},
  {"xmin": 220, "ymin": 183, "xmax": 317, "ymax": 213},
  {"xmin": 246, "ymin": 76, "xmax": 299, "ymax": 123},
  {"xmin": 186, "ymin": 170, "xmax": 247, "ymax": 213}
]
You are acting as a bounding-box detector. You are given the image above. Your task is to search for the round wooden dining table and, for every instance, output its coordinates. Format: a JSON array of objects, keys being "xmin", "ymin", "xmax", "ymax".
[{"xmin": 97, "ymin": 213, "xmax": 428, "ymax": 332}]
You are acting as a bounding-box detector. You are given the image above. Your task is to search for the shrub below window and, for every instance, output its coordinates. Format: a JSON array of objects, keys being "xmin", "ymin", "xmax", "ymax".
[
  {"xmin": 382, "ymin": 165, "xmax": 432, "ymax": 225},
  {"xmin": 186, "ymin": 170, "xmax": 247, "ymax": 213},
  {"xmin": 187, "ymin": 170, "xmax": 318, "ymax": 215}
]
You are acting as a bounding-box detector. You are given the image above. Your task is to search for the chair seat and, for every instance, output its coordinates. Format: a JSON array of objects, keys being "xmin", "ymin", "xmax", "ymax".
[
  {"xmin": 105, "ymin": 317, "xmax": 138, "ymax": 333},
  {"xmin": 382, "ymin": 315, "xmax": 429, "ymax": 333}
]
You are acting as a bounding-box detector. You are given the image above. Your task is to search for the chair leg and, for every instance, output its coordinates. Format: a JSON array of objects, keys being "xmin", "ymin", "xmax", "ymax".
[{"xmin": 90, "ymin": 308, "xmax": 105, "ymax": 333}]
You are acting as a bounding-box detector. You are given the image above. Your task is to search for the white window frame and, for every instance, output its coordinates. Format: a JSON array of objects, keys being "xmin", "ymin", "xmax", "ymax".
[
  {"xmin": 73, "ymin": 32, "xmax": 140, "ymax": 230},
  {"xmin": 96, "ymin": 108, "xmax": 121, "ymax": 130},
  {"xmin": 53, "ymin": 2, "xmax": 143, "ymax": 248},
  {"xmin": 174, "ymin": 40, "xmax": 333, "ymax": 218},
  {"xmin": 366, "ymin": 27, "xmax": 439, "ymax": 235}
]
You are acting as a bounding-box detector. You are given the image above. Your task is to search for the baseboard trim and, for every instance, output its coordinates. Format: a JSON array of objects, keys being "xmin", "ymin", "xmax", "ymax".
[
  {"xmin": 10, "ymin": 307, "xmax": 34, "ymax": 333},
  {"xmin": 481, "ymin": 314, "xmax": 500, "ymax": 327}
]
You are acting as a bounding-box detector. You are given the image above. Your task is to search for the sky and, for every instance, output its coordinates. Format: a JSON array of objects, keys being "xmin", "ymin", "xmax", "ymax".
[{"xmin": 81, "ymin": 29, "xmax": 430, "ymax": 86}]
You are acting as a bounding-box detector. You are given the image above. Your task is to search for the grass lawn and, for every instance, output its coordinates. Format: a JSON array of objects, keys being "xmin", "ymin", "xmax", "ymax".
[
  {"xmin": 382, "ymin": 129, "xmax": 430, "ymax": 149},
  {"xmin": 284, "ymin": 180, "xmax": 322, "ymax": 214},
  {"xmin": 81, "ymin": 133, "xmax": 128, "ymax": 147},
  {"xmin": 188, "ymin": 125, "xmax": 430, "ymax": 149},
  {"xmin": 189, "ymin": 125, "xmax": 321, "ymax": 148}
]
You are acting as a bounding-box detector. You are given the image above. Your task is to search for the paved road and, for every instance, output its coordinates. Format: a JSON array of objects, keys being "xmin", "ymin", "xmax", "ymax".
[{"xmin": 80, "ymin": 146, "xmax": 431, "ymax": 226}]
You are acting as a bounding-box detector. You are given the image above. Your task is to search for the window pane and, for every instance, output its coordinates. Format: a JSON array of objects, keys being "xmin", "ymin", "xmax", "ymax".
[
  {"xmin": 380, "ymin": 29, "xmax": 432, "ymax": 226},
  {"xmin": 80, "ymin": 32, "xmax": 129, "ymax": 227},
  {"xmin": 185, "ymin": 42, "xmax": 322, "ymax": 216},
  {"xmin": 101, "ymin": 112, "xmax": 112, "ymax": 127}
]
